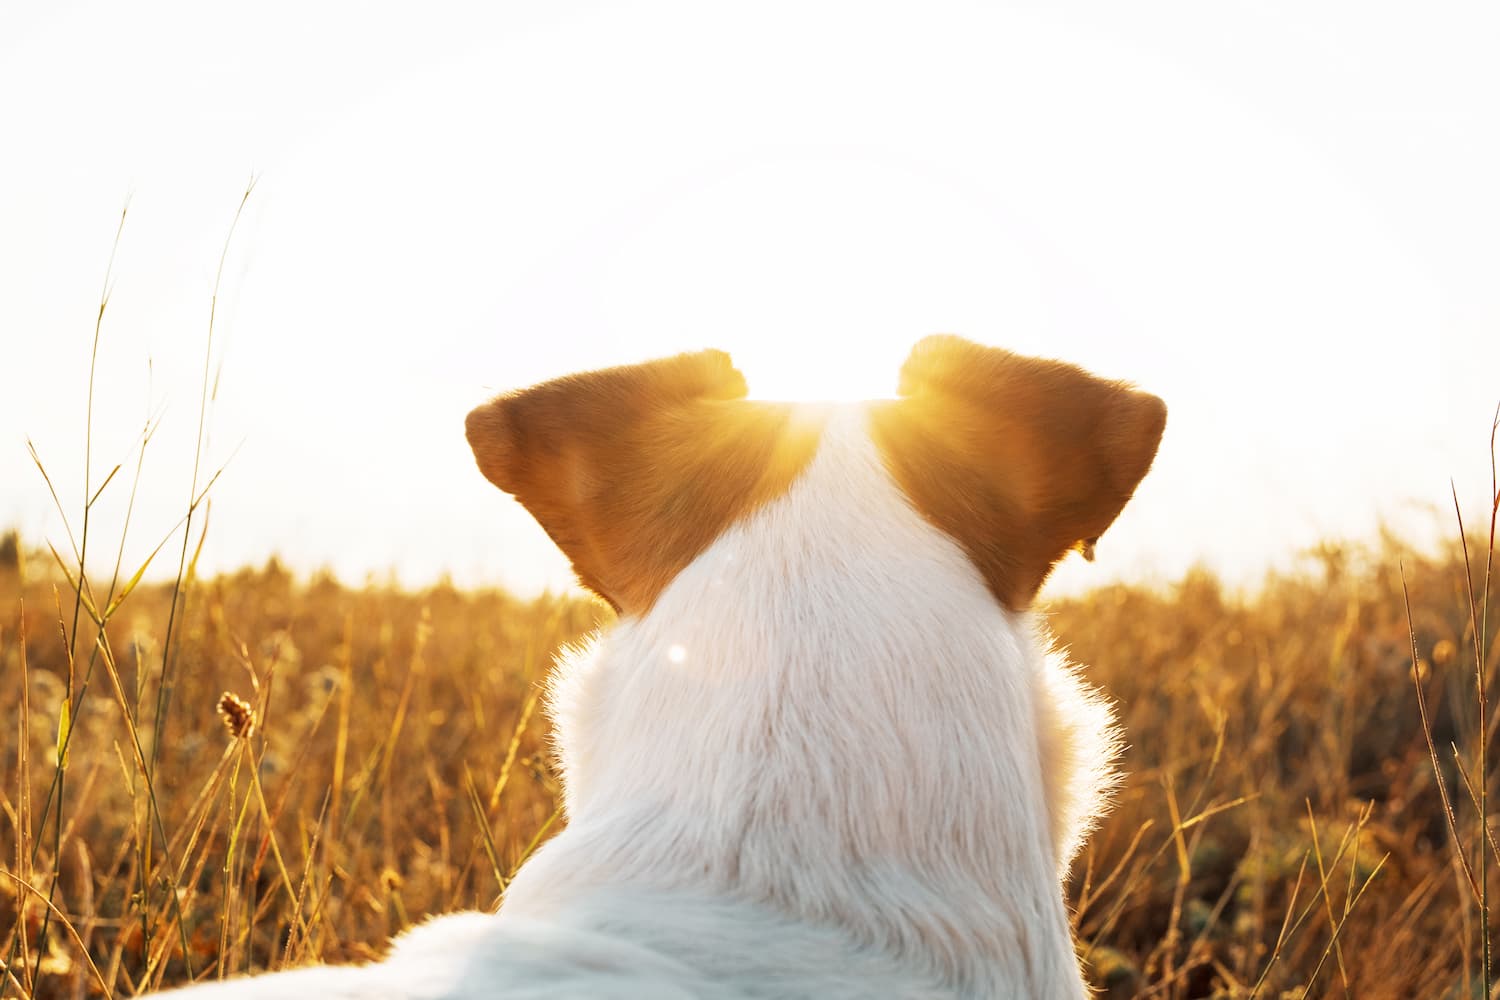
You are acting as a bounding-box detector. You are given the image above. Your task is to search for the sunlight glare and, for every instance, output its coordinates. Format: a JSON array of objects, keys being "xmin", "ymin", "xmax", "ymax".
[{"xmin": 736, "ymin": 337, "xmax": 906, "ymax": 402}]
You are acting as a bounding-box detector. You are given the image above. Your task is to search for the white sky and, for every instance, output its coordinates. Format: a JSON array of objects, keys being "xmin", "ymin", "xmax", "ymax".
[{"xmin": 2, "ymin": 1, "xmax": 1497, "ymax": 598}]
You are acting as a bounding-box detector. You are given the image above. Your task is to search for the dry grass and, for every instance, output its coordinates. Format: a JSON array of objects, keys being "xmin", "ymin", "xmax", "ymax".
[
  {"xmin": 0, "ymin": 554, "xmax": 598, "ymax": 996},
  {"xmin": 1057, "ymin": 538, "xmax": 1492, "ymax": 998},
  {"xmin": 0, "ymin": 531, "xmax": 1492, "ymax": 999}
]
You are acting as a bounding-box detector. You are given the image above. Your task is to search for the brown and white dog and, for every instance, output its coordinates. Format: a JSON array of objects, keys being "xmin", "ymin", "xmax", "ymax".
[{"xmin": 156, "ymin": 336, "xmax": 1164, "ymax": 999}]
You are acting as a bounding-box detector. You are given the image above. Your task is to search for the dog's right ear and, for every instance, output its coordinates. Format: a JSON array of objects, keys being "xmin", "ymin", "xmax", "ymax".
[{"xmin": 466, "ymin": 350, "xmax": 820, "ymax": 615}]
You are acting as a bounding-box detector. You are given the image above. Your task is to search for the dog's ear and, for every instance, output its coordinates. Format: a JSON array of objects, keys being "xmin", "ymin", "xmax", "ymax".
[
  {"xmin": 872, "ymin": 335, "xmax": 1166, "ymax": 610},
  {"xmin": 466, "ymin": 350, "xmax": 821, "ymax": 614},
  {"xmin": 466, "ymin": 350, "xmax": 747, "ymax": 496}
]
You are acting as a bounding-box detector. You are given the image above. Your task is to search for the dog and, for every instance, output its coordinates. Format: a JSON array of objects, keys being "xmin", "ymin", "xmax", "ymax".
[{"xmin": 153, "ymin": 335, "xmax": 1165, "ymax": 998}]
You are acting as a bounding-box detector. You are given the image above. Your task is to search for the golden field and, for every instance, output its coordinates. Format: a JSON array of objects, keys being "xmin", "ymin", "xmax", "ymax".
[{"xmin": 1, "ymin": 526, "xmax": 1495, "ymax": 999}]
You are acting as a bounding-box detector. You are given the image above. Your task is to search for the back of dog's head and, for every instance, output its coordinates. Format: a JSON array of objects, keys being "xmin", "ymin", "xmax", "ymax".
[
  {"xmin": 467, "ymin": 338, "xmax": 1165, "ymax": 994},
  {"xmin": 465, "ymin": 336, "xmax": 1165, "ymax": 616}
]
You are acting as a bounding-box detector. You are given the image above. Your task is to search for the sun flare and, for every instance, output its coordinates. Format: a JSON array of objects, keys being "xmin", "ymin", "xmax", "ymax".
[{"xmin": 735, "ymin": 337, "xmax": 907, "ymax": 403}]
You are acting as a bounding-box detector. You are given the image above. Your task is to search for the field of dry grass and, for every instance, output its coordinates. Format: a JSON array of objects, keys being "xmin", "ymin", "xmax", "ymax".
[{"xmin": 1, "ymin": 523, "xmax": 1495, "ymax": 999}]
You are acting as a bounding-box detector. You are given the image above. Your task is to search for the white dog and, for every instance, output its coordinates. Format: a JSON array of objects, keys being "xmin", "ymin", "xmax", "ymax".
[{"xmin": 155, "ymin": 336, "xmax": 1165, "ymax": 998}]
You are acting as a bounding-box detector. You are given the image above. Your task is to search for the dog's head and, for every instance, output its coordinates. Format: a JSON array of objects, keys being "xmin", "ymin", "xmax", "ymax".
[{"xmin": 465, "ymin": 336, "xmax": 1164, "ymax": 614}]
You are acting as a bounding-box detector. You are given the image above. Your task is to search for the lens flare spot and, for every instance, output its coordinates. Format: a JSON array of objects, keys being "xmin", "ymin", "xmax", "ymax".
[{"xmin": 667, "ymin": 644, "xmax": 687, "ymax": 665}]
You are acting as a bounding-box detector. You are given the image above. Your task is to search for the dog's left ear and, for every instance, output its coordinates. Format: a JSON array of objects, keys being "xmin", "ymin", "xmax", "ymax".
[{"xmin": 872, "ymin": 335, "xmax": 1166, "ymax": 610}]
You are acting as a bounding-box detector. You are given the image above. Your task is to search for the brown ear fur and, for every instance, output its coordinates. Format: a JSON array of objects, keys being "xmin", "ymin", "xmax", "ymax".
[
  {"xmin": 465, "ymin": 350, "xmax": 822, "ymax": 614},
  {"xmin": 871, "ymin": 335, "xmax": 1166, "ymax": 610}
]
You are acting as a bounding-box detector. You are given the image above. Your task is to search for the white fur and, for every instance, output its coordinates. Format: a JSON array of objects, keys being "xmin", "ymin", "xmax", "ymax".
[{"xmin": 155, "ymin": 407, "xmax": 1118, "ymax": 999}]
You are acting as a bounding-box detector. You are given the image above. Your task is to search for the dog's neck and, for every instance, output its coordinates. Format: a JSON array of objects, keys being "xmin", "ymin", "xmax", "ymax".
[{"xmin": 506, "ymin": 408, "xmax": 1116, "ymax": 996}]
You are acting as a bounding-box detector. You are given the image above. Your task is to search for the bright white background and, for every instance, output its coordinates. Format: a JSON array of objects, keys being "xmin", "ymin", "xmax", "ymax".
[{"xmin": 2, "ymin": 1, "xmax": 1497, "ymax": 597}]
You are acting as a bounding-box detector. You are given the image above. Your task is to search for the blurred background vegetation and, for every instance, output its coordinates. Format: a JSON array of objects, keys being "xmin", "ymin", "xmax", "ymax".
[{"xmin": 1, "ymin": 525, "xmax": 1495, "ymax": 998}]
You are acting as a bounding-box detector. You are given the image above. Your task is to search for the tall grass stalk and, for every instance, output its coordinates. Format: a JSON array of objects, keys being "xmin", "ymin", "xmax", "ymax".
[
  {"xmin": 1406, "ymin": 406, "xmax": 1500, "ymax": 998},
  {"xmin": 152, "ymin": 180, "xmax": 256, "ymax": 770},
  {"xmin": 22, "ymin": 202, "xmax": 127, "ymax": 987},
  {"xmin": 134, "ymin": 179, "xmax": 253, "ymax": 977}
]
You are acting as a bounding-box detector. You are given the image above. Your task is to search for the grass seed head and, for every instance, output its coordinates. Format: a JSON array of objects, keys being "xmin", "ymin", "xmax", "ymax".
[{"xmin": 216, "ymin": 690, "xmax": 255, "ymax": 740}]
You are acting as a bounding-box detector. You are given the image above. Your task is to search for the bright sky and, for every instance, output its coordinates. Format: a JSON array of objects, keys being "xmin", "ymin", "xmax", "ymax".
[{"xmin": 2, "ymin": 2, "xmax": 1497, "ymax": 599}]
